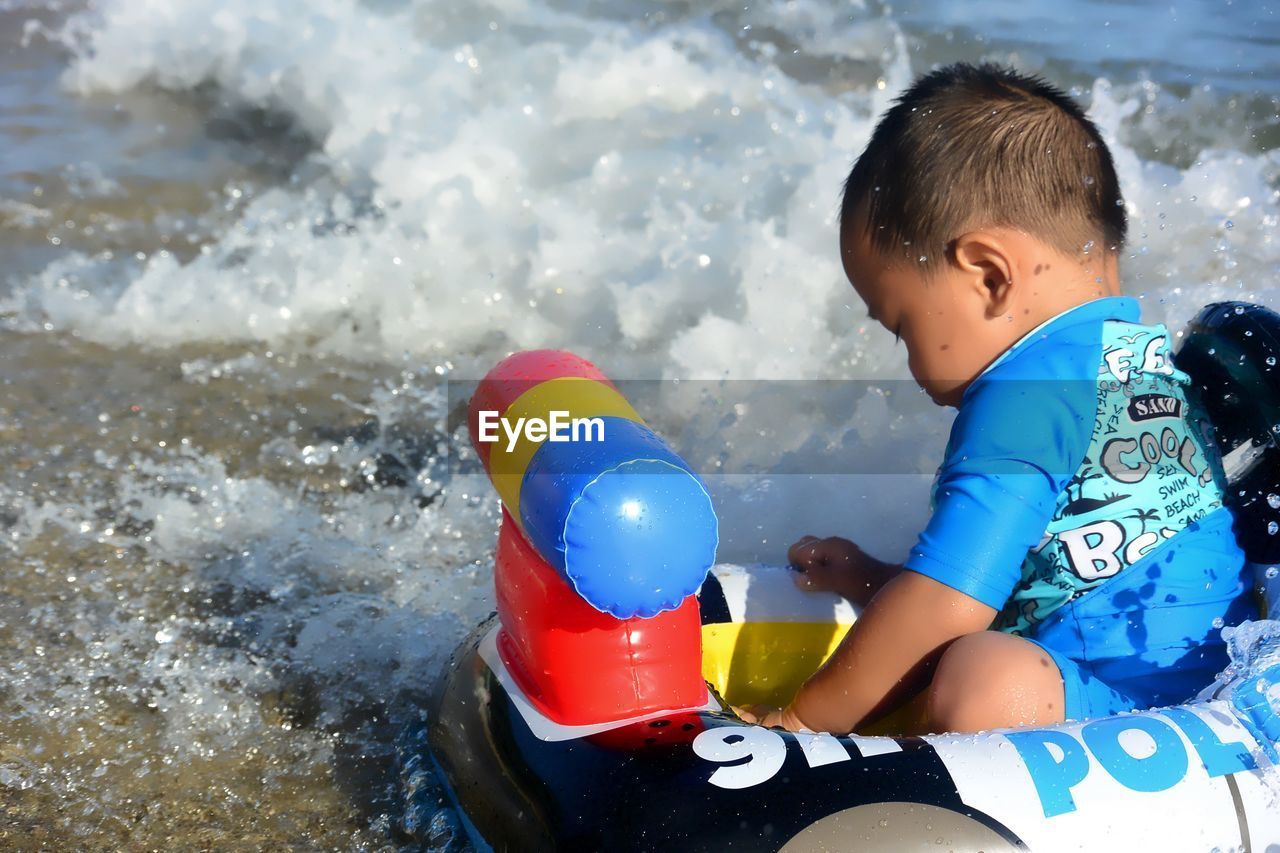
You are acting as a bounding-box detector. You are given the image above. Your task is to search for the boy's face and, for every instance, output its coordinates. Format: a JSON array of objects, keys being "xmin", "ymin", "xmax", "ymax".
[{"xmin": 840, "ymin": 221, "xmax": 1006, "ymax": 408}]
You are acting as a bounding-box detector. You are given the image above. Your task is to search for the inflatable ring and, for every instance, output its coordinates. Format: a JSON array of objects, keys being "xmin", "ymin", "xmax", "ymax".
[
  {"xmin": 417, "ymin": 567, "xmax": 1280, "ymax": 851},
  {"xmin": 410, "ymin": 304, "xmax": 1280, "ymax": 851}
]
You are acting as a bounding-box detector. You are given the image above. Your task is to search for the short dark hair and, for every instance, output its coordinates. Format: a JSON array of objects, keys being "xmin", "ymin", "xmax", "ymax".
[{"xmin": 840, "ymin": 62, "xmax": 1126, "ymax": 268}]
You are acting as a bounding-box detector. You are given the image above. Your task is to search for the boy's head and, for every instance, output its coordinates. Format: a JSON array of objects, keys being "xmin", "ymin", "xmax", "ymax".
[{"xmin": 840, "ymin": 63, "xmax": 1126, "ymax": 406}]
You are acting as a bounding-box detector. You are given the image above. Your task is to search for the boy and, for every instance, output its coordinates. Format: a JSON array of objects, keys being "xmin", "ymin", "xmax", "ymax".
[{"xmin": 744, "ymin": 63, "xmax": 1252, "ymax": 736}]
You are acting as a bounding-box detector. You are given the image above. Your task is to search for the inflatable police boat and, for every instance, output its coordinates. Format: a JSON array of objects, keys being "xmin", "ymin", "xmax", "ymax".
[{"xmin": 409, "ymin": 302, "xmax": 1280, "ymax": 852}]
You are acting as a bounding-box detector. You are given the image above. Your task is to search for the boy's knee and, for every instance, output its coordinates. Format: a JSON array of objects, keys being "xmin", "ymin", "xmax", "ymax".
[
  {"xmin": 928, "ymin": 633, "xmax": 996, "ymax": 732},
  {"xmin": 927, "ymin": 632, "xmax": 1058, "ymax": 733}
]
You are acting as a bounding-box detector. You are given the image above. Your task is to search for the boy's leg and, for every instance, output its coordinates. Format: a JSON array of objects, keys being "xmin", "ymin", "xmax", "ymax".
[
  {"xmin": 858, "ymin": 686, "xmax": 932, "ymax": 737},
  {"xmin": 925, "ymin": 631, "xmax": 1066, "ymax": 733}
]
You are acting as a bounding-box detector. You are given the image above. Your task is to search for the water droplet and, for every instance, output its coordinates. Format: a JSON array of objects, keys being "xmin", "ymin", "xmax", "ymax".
[
  {"xmin": 1268, "ymin": 494, "xmax": 1280, "ymax": 509},
  {"xmin": 698, "ymin": 254, "xmax": 711, "ymax": 267},
  {"xmin": 1235, "ymin": 305, "xmax": 1246, "ymax": 315},
  {"xmin": 1082, "ymin": 240, "xmax": 1095, "ymax": 254},
  {"xmin": 879, "ymin": 819, "xmax": 889, "ymax": 828},
  {"xmin": 1083, "ymin": 175, "xmax": 1095, "ymax": 186},
  {"xmin": 917, "ymin": 255, "xmax": 928, "ymax": 263},
  {"xmin": 1269, "ymin": 521, "xmax": 1279, "ymax": 536},
  {"xmin": 1268, "ymin": 356, "xmax": 1277, "ymax": 367},
  {"xmin": 1212, "ymin": 617, "xmax": 1225, "ymax": 629},
  {"xmin": 1225, "ymin": 220, "xmax": 1234, "ymax": 229},
  {"xmin": 1266, "ymin": 566, "xmax": 1278, "ymax": 579}
]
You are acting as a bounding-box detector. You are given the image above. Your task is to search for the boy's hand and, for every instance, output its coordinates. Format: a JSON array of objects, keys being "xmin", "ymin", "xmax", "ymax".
[
  {"xmin": 732, "ymin": 704, "xmax": 808, "ymax": 732},
  {"xmin": 787, "ymin": 535, "xmax": 900, "ymax": 607}
]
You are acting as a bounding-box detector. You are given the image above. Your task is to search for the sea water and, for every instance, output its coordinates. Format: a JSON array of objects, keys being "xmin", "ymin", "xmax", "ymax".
[{"xmin": 0, "ymin": 0, "xmax": 1278, "ymax": 847}]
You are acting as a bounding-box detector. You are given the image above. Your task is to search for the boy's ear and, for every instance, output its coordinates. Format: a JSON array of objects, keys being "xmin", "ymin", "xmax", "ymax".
[{"xmin": 950, "ymin": 230, "xmax": 1015, "ymax": 315}]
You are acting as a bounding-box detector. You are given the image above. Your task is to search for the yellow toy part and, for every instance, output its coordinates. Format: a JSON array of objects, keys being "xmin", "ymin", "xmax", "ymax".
[{"xmin": 486, "ymin": 376, "xmax": 642, "ymax": 523}]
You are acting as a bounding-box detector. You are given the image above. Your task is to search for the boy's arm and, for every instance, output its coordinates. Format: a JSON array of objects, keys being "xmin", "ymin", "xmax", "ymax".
[
  {"xmin": 787, "ymin": 569, "xmax": 996, "ymax": 735},
  {"xmin": 770, "ymin": 347, "xmax": 1097, "ymax": 734}
]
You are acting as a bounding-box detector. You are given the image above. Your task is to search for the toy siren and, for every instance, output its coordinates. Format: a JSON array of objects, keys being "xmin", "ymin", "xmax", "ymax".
[{"xmin": 465, "ymin": 350, "xmax": 718, "ymax": 725}]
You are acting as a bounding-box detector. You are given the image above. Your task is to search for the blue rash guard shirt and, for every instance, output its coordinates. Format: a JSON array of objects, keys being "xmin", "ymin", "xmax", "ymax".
[{"xmin": 904, "ymin": 296, "xmax": 1251, "ymax": 719}]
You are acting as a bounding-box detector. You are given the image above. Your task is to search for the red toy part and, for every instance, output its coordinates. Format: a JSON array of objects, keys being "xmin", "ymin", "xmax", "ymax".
[
  {"xmin": 584, "ymin": 711, "xmax": 708, "ymax": 752},
  {"xmin": 494, "ymin": 510, "xmax": 705, "ymax": 727},
  {"xmin": 467, "ymin": 350, "xmax": 616, "ymax": 471}
]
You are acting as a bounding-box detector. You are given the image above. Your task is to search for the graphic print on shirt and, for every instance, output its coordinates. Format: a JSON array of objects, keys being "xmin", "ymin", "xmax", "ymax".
[{"xmin": 994, "ymin": 321, "xmax": 1227, "ymax": 635}]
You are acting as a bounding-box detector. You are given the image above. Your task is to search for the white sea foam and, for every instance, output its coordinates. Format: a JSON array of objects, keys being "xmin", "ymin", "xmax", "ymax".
[
  {"xmin": 4, "ymin": 397, "xmax": 499, "ymax": 737},
  {"xmin": 1198, "ymin": 619, "xmax": 1280, "ymax": 704},
  {"xmin": 17, "ymin": 0, "xmax": 1271, "ymax": 385}
]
